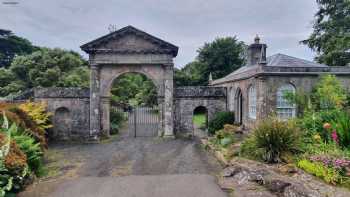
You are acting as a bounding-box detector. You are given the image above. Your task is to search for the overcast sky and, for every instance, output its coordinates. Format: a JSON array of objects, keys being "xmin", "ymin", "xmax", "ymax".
[{"xmin": 1, "ymin": 0, "xmax": 318, "ymax": 68}]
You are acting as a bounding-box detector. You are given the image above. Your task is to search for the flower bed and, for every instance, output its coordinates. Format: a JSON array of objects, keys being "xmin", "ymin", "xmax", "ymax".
[{"xmin": 0, "ymin": 102, "xmax": 51, "ymax": 196}]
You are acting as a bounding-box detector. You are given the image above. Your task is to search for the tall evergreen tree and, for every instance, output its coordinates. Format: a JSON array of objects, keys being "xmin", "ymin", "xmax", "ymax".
[
  {"xmin": 0, "ymin": 29, "xmax": 37, "ymax": 68},
  {"xmin": 302, "ymin": 0, "xmax": 350, "ymax": 66}
]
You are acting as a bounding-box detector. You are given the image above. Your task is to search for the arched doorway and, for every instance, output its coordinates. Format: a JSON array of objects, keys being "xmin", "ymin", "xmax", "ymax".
[
  {"xmin": 53, "ymin": 107, "xmax": 71, "ymax": 140},
  {"xmin": 109, "ymin": 72, "xmax": 159, "ymax": 137},
  {"xmin": 81, "ymin": 26, "xmax": 178, "ymax": 139},
  {"xmin": 235, "ymin": 88, "xmax": 243, "ymax": 125},
  {"xmin": 192, "ymin": 106, "xmax": 208, "ymax": 137}
]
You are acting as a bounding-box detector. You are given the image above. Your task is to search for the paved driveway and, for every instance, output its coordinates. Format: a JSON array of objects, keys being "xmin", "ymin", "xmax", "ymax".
[{"xmin": 20, "ymin": 128, "xmax": 226, "ymax": 197}]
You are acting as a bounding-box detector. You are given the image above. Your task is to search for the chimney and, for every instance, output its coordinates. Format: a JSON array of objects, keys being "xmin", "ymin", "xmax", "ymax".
[{"xmin": 247, "ymin": 35, "xmax": 267, "ymax": 66}]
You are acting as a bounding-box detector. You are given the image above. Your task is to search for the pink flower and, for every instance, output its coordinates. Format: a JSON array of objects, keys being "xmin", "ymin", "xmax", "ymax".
[{"xmin": 331, "ymin": 130, "xmax": 339, "ymax": 144}]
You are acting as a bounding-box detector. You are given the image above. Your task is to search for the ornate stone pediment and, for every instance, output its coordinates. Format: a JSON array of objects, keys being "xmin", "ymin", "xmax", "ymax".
[{"xmin": 81, "ymin": 26, "xmax": 178, "ymax": 57}]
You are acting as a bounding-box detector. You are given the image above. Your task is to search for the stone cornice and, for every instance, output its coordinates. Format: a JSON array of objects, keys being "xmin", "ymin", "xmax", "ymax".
[{"xmin": 81, "ymin": 26, "xmax": 178, "ymax": 57}]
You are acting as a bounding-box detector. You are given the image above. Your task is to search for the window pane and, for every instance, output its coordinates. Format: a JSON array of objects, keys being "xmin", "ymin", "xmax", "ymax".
[
  {"xmin": 249, "ymin": 86, "xmax": 257, "ymax": 119},
  {"xmin": 276, "ymin": 84, "xmax": 296, "ymax": 119}
]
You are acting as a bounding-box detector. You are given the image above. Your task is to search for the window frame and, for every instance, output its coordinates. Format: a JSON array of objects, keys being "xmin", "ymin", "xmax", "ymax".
[
  {"xmin": 276, "ymin": 83, "xmax": 296, "ymax": 120},
  {"xmin": 248, "ymin": 85, "xmax": 257, "ymax": 119}
]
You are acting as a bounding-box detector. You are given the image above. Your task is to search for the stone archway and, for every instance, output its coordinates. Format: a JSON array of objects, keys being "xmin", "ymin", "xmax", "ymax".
[{"xmin": 81, "ymin": 26, "xmax": 178, "ymax": 138}]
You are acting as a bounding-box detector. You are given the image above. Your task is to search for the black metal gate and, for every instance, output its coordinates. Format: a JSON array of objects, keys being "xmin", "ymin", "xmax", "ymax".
[{"xmin": 128, "ymin": 106, "xmax": 159, "ymax": 137}]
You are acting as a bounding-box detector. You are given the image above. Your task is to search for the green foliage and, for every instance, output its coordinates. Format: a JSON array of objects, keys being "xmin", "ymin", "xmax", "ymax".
[
  {"xmin": 208, "ymin": 111, "xmax": 234, "ymax": 135},
  {"xmin": 210, "ymin": 126, "xmax": 236, "ymax": 148},
  {"xmin": 297, "ymin": 159, "xmax": 342, "ymax": 185},
  {"xmin": 240, "ymin": 135, "xmax": 264, "ymax": 161},
  {"xmin": 286, "ymin": 75, "xmax": 348, "ymax": 113},
  {"xmin": 193, "ymin": 114, "xmax": 206, "ymax": 129},
  {"xmin": 241, "ymin": 117, "xmax": 301, "ymax": 163},
  {"xmin": 0, "ymin": 47, "xmax": 88, "ymax": 97},
  {"xmin": 330, "ymin": 111, "xmax": 350, "ymax": 148},
  {"xmin": 111, "ymin": 73, "xmax": 157, "ymax": 107},
  {"xmin": 174, "ymin": 61, "xmax": 205, "ymax": 86},
  {"xmin": 0, "ymin": 29, "xmax": 37, "ymax": 68},
  {"xmin": 110, "ymin": 110, "xmax": 125, "ymax": 135},
  {"xmin": 315, "ymin": 75, "xmax": 347, "ymax": 110},
  {"xmin": 60, "ymin": 67, "xmax": 90, "ymax": 88},
  {"xmin": 175, "ymin": 37, "xmax": 246, "ymax": 86},
  {"xmin": 11, "ymin": 130, "xmax": 43, "ymax": 176},
  {"xmin": 0, "ymin": 113, "xmax": 45, "ymax": 196},
  {"xmin": 302, "ymin": 0, "xmax": 350, "ymax": 66},
  {"xmin": 0, "ymin": 159, "xmax": 14, "ymax": 197}
]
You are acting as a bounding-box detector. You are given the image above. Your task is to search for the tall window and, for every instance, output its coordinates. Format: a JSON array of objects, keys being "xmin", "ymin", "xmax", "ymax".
[
  {"xmin": 248, "ymin": 85, "xmax": 257, "ymax": 119},
  {"xmin": 276, "ymin": 84, "xmax": 296, "ymax": 119}
]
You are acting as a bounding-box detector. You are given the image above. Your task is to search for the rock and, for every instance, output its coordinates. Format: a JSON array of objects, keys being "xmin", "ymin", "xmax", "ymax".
[
  {"xmin": 278, "ymin": 164, "xmax": 299, "ymax": 175},
  {"xmin": 265, "ymin": 179, "xmax": 291, "ymax": 193},
  {"xmin": 283, "ymin": 184, "xmax": 320, "ymax": 197}
]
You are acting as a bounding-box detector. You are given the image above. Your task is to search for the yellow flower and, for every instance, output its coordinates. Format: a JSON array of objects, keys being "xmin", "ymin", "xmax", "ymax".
[{"xmin": 313, "ymin": 134, "xmax": 321, "ymax": 141}]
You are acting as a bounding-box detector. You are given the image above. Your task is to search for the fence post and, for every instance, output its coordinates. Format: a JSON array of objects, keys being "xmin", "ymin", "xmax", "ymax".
[{"xmin": 134, "ymin": 108, "xmax": 137, "ymax": 138}]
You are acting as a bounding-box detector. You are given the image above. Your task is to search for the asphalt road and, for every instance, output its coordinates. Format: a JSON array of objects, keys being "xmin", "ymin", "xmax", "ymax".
[
  {"xmin": 49, "ymin": 175, "xmax": 227, "ymax": 197},
  {"xmin": 20, "ymin": 126, "xmax": 226, "ymax": 197}
]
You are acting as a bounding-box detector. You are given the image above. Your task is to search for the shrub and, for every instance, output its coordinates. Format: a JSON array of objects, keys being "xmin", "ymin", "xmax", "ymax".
[
  {"xmin": 0, "ymin": 102, "xmax": 50, "ymax": 148},
  {"xmin": 110, "ymin": 110, "xmax": 125, "ymax": 135},
  {"xmin": 297, "ymin": 159, "xmax": 342, "ymax": 185},
  {"xmin": 240, "ymin": 135, "xmax": 264, "ymax": 161},
  {"xmin": 18, "ymin": 102, "xmax": 52, "ymax": 131},
  {"xmin": 3, "ymin": 141, "xmax": 30, "ymax": 193},
  {"xmin": 11, "ymin": 125, "xmax": 43, "ymax": 176},
  {"xmin": 314, "ymin": 75, "xmax": 347, "ymax": 110},
  {"xmin": 208, "ymin": 111, "xmax": 234, "ymax": 135},
  {"xmin": 330, "ymin": 111, "xmax": 350, "ymax": 148},
  {"xmin": 242, "ymin": 117, "xmax": 301, "ymax": 163},
  {"xmin": 210, "ymin": 127, "xmax": 235, "ymax": 148}
]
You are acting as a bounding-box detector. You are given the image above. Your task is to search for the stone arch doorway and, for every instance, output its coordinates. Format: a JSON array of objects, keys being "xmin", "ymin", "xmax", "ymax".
[
  {"xmin": 108, "ymin": 72, "xmax": 159, "ymax": 137},
  {"xmin": 235, "ymin": 88, "xmax": 243, "ymax": 125},
  {"xmin": 53, "ymin": 107, "xmax": 71, "ymax": 140},
  {"xmin": 81, "ymin": 25, "xmax": 178, "ymax": 139},
  {"xmin": 192, "ymin": 106, "xmax": 208, "ymax": 137}
]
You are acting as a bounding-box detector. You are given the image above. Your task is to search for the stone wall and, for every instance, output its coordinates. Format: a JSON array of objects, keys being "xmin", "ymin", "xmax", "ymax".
[
  {"xmin": 33, "ymin": 88, "xmax": 90, "ymax": 141},
  {"xmin": 217, "ymin": 74, "xmax": 350, "ymax": 130},
  {"xmin": 174, "ymin": 86, "xmax": 227, "ymax": 134}
]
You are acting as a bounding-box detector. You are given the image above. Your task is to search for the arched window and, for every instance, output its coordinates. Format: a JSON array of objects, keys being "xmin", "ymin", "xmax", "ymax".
[
  {"xmin": 248, "ymin": 85, "xmax": 257, "ymax": 119},
  {"xmin": 276, "ymin": 84, "xmax": 296, "ymax": 119}
]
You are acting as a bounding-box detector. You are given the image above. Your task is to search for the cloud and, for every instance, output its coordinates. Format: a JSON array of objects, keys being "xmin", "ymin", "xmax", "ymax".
[{"xmin": 0, "ymin": 0, "xmax": 318, "ymax": 67}]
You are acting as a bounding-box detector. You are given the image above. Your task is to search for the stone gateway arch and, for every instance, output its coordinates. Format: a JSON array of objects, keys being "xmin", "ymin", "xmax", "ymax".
[
  {"xmin": 18, "ymin": 26, "xmax": 227, "ymax": 141},
  {"xmin": 80, "ymin": 26, "xmax": 178, "ymax": 138}
]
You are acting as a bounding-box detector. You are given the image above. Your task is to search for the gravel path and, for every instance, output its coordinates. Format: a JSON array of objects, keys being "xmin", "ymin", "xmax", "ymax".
[{"xmin": 19, "ymin": 127, "xmax": 225, "ymax": 197}]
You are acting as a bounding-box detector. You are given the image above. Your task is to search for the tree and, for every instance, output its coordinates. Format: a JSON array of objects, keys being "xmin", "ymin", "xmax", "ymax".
[
  {"xmin": 302, "ymin": 0, "xmax": 350, "ymax": 66},
  {"xmin": 175, "ymin": 37, "xmax": 246, "ymax": 86},
  {"xmin": 0, "ymin": 47, "xmax": 89, "ymax": 97},
  {"xmin": 110, "ymin": 73, "xmax": 157, "ymax": 107},
  {"xmin": 0, "ymin": 29, "xmax": 37, "ymax": 68},
  {"xmin": 197, "ymin": 37, "xmax": 246, "ymax": 82},
  {"xmin": 174, "ymin": 61, "xmax": 204, "ymax": 86}
]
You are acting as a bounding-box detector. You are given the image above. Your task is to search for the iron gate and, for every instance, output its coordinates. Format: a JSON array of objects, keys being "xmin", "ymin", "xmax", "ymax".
[{"xmin": 127, "ymin": 106, "xmax": 159, "ymax": 137}]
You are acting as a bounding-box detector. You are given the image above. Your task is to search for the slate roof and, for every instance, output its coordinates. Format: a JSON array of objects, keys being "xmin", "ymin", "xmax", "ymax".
[
  {"xmin": 80, "ymin": 25, "xmax": 179, "ymax": 57},
  {"xmin": 211, "ymin": 53, "xmax": 334, "ymax": 85},
  {"xmin": 267, "ymin": 53, "xmax": 327, "ymax": 67}
]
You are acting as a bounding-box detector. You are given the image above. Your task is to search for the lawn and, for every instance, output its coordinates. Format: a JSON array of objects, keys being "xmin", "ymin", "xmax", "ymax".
[{"xmin": 193, "ymin": 113, "xmax": 207, "ymax": 128}]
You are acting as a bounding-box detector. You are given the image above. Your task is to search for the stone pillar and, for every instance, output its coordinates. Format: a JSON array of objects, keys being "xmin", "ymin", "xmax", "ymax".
[
  {"xmin": 101, "ymin": 96, "xmax": 111, "ymax": 137},
  {"xmin": 157, "ymin": 96, "xmax": 164, "ymax": 137},
  {"xmin": 257, "ymin": 76, "xmax": 268, "ymax": 120},
  {"xmin": 89, "ymin": 64, "xmax": 100, "ymax": 138},
  {"xmin": 163, "ymin": 63, "xmax": 174, "ymax": 137}
]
